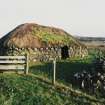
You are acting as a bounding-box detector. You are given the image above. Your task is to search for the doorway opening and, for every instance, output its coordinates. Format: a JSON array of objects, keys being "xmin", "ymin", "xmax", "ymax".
[{"xmin": 61, "ymin": 45, "xmax": 69, "ymax": 59}]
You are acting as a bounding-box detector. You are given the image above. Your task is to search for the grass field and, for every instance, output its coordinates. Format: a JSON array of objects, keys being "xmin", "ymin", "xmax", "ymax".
[
  {"xmin": 0, "ymin": 54, "xmax": 105, "ymax": 105},
  {"xmin": 0, "ymin": 73, "xmax": 105, "ymax": 105},
  {"xmin": 30, "ymin": 56, "xmax": 93, "ymax": 85}
]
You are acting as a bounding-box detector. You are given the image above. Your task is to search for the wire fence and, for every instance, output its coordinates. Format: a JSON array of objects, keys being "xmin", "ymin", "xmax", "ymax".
[{"xmin": 29, "ymin": 59, "xmax": 92, "ymax": 85}]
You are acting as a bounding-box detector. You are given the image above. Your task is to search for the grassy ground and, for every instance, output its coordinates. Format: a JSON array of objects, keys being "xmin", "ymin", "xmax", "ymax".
[
  {"xmin": 0, "ymin": 73, "xmax": 105, "ymax": 105},
  {"xmin": 30, "ymin": 57, "xmax": 93, "ymax": 85},
  {"xmin": 0, "ymin": 55, "xmax": 105, "ymax": 105}
]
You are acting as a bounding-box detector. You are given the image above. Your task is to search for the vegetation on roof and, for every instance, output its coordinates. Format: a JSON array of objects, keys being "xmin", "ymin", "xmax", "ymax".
[{"xmin": 0, "ymin": 23, "xmax": 86, "ymax": 48}]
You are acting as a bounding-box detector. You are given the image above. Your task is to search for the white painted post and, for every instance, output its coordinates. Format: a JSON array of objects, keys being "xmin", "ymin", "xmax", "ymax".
[
  {"xmin": 53, "ymin": 58, "xmax": 56, "ymax": 85},
  {"xmin": 25, "ymin": 53, "xmax": 29, "ymax": 74}
]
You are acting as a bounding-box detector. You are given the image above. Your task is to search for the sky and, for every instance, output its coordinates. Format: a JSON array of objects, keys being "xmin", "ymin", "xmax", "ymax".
[{"xmin": 0, "ymin": 0, "xmax": 105, "ymax": 38}]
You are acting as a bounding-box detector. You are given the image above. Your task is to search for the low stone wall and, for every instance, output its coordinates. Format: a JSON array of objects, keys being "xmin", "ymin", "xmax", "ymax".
[
  {"xmin": 0, "ymin": 46, "xmax": 88, "ymax": 62},
  {"xmin": 29, "ymin": 47, "xmax": 61, "ymax": 62}
]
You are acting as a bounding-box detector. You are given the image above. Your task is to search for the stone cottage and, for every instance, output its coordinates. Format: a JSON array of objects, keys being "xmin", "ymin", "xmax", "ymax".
[{"xmin": 0, "ymin": 23, "xmax": 88, "ymax": 61}]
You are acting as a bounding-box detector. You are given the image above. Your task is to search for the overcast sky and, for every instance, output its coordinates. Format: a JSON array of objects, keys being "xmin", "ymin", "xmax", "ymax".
[{"xmin": 0, "ymin": 0, "xmax": 105, "ymax": 38}]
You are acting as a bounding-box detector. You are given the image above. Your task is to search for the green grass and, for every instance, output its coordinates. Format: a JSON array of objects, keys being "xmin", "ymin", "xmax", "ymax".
[
  {"xmin": 30, "ymin": 57, "xmax": 93, "ymax": 85},
  {"xmin": 32, "ymin": 29, "xmax": 76, "ymax": 45},
  {"xmin": 0, "ymin": 54, "xmax": 105, "ymax": 105},
  {"xmin": 0, "ymin": 73, "xmax": 104, "ymax": 105}
]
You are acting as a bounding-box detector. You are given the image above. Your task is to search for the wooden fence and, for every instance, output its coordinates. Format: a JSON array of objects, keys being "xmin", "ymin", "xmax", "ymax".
[{"xmin": 0, "ymin": 54, "xmax": 29, "ymax": 74}]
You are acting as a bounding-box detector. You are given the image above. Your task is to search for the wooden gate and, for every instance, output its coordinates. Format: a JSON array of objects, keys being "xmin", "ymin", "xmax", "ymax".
[{"xmin": 0, "ymin": 55, "xmax": 29, "ymax": 74}]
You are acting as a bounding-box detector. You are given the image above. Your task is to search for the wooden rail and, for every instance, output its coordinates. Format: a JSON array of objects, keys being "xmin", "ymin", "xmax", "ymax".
[{"xmin": 0, "ymin": 54, "xmax": 29, "ymax": 74}]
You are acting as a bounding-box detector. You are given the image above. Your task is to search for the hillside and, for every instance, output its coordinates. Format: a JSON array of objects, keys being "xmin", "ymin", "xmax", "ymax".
[
  {"xmin": 75, "ymin": 36, "xmax": 105, "ymax": 47},
  {"xmin": 76, "ymin": 36, "xmax": 105, "ymax": 41},
  {"xmin": 0, "ymin": 73, "xmax": 104, "ymax": 105}
]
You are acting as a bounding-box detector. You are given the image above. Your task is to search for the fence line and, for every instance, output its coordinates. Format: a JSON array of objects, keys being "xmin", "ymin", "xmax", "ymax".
[{"xmin": 0, "ymin": 54, "xmax": 29, "ymax": 74}]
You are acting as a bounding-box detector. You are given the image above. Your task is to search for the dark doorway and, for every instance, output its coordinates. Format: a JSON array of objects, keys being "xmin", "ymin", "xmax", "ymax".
[{"xmin": 61, "ymin": 45, "xmax": 69, "ymax": 59}]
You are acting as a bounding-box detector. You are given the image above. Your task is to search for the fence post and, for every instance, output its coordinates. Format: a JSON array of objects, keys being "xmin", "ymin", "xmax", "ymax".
[
  {"xmin": 53, "ymin": 58, "xmax": 56, "ymax": 85},
  {"xmin": 25, "ymin": 53, "xmax": 29, "ymax": 74}
]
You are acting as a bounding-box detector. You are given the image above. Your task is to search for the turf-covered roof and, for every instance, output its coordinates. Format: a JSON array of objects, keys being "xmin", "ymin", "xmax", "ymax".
[{"xmin": 0, "ymin": 23, "xmax": 86, "ymax": 48}]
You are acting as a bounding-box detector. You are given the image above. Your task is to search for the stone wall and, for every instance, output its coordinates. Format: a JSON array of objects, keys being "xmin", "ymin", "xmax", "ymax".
[
  {"xmin": 30, "ymin": 47, "xmax": 88, "ymax": 62},
  {"xmin": 29, "ymin": 47, "xmax": 61, "ymax": 62},
  {"xmin": 0, "ymin": 46, "xmax": 88, "ymax": 62}
]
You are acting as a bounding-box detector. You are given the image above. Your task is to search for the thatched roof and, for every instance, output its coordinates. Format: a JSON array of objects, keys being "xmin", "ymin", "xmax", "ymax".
[{"xmin": 0, "ymin": 23, "xmax": 86, "ymax": 49}]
